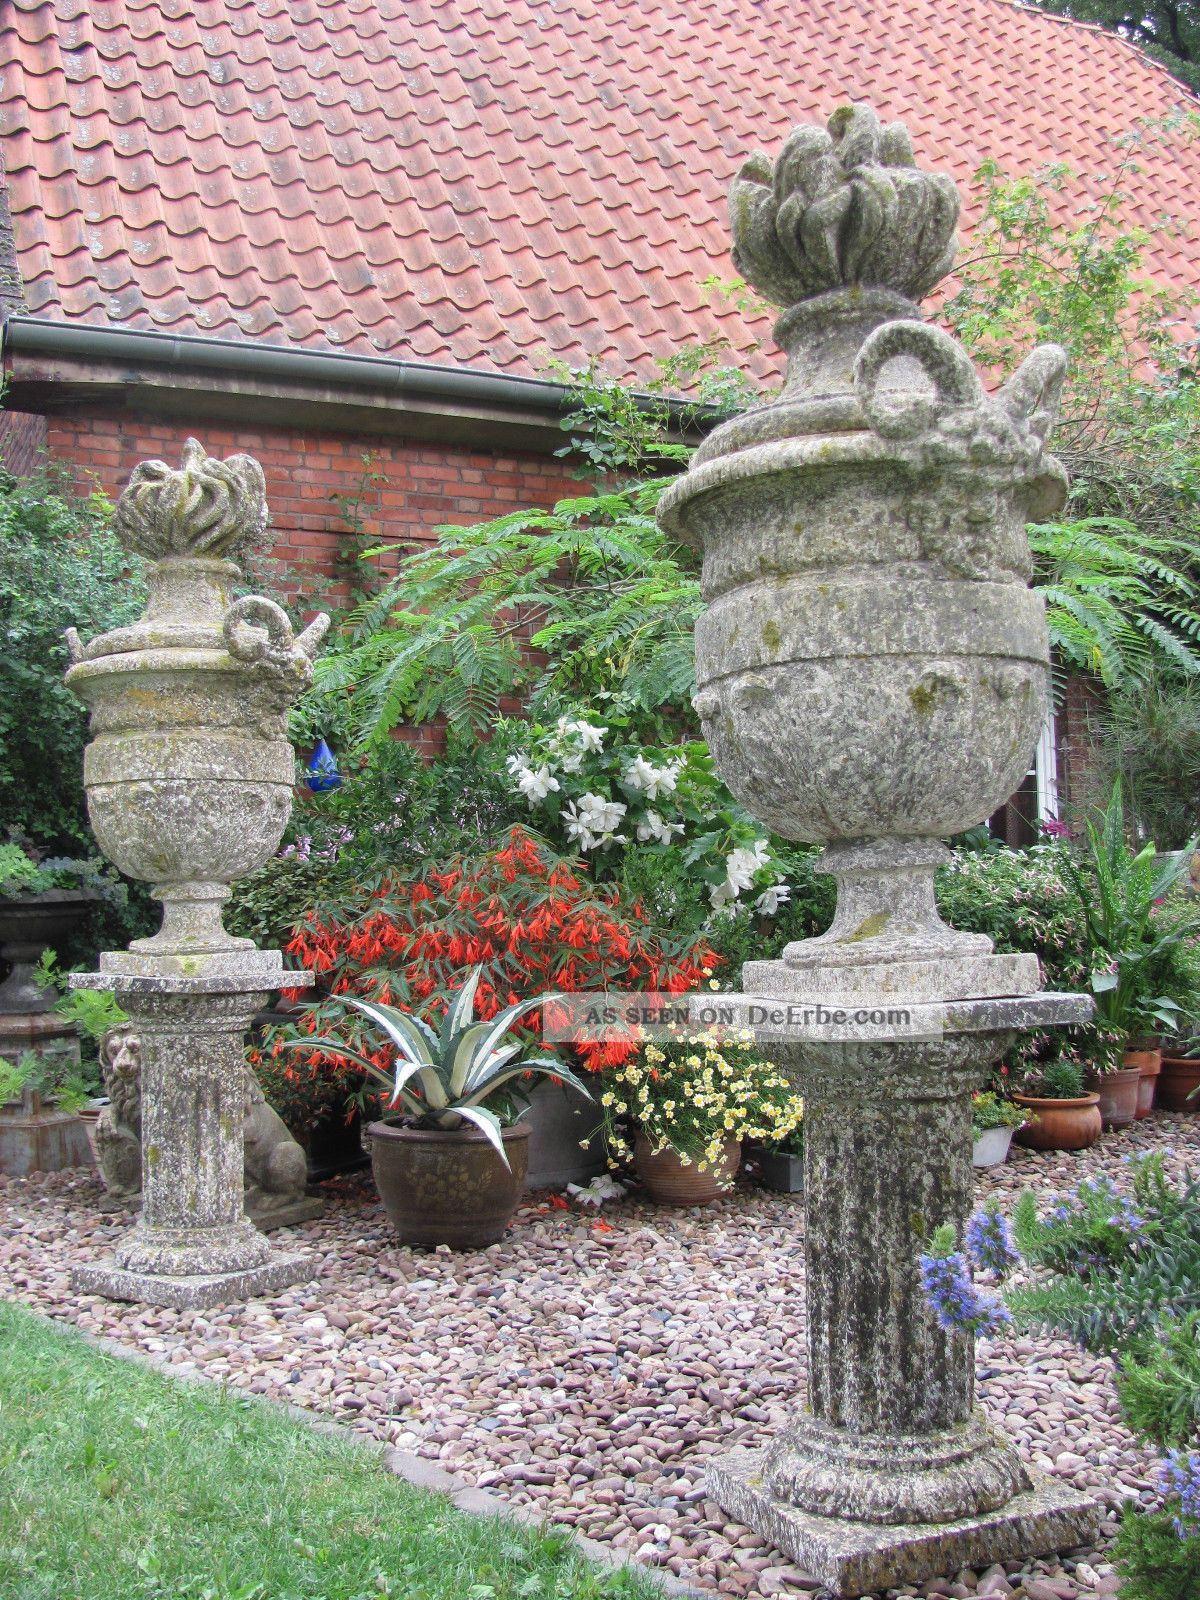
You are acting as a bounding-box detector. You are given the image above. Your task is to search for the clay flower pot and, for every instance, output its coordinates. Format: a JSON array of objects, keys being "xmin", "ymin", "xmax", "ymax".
[
  {"xmin": 1013, "ymin": 1092, "xmax": 1103, "ymax": 1151},
  {"xmin": 634, "ymin": 1132, "xmax": 741, "ymax": 1206},
  {"xmin": 1083, "ymin": 1064, "xmax": 1142, "ymax": 1130},
  {"xmin": 1126, "ymin": 1046, "xmax": 1162, "ymax": 1120},
  {"xmin": 1159, "ymin": 1056, "xmax": 1200, "ymax": 1113},
  {"xmin": 368, "ymin": 1119, "xmax": 530, "ymax": 1249}
]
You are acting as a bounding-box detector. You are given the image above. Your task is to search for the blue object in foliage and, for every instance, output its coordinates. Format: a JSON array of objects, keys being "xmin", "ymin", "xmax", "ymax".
[{"xmin": 306, "ymin": 737, "xmax": 342, "ymax": 793}]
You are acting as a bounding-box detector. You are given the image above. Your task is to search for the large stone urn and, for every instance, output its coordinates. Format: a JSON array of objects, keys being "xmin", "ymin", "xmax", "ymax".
[
  {"xmin": 662, "ymin": 106, "xmax": 1099, "ymax": 1594},
  {"xmin": 65, "ymin": 439, "xmax": 328, "ymax": 1309}
]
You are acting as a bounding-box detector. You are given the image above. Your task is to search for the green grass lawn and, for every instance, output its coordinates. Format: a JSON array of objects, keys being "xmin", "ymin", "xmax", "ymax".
[{"xmin": 0, "ymin": 1300, "xmax": 659, "ymax": 1600}]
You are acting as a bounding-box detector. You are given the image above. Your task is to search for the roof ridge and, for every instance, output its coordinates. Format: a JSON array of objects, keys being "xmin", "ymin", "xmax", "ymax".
[{"xmin": 1004, "ymin": 0, "xmax": 1200, "ymax": 104}]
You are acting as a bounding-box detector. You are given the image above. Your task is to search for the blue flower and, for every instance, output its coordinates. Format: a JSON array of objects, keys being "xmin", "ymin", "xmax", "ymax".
[
  {"xmin": 966, "ymin": 1205, "xmax": 1020, "ymax": 1277},
  {"xmin": 919, "ymin": 1249, "xmax": 1012, "ymax": 1338},
  {"xmin": 1161, "ymin": 1450, "xmax": 1200, "ymax": 1540}
]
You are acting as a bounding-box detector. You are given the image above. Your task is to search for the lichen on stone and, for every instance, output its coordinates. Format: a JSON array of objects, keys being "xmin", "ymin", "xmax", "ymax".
[{"xmin": 113, "ymin": 437, "xmax": 270, "ymax": 565}]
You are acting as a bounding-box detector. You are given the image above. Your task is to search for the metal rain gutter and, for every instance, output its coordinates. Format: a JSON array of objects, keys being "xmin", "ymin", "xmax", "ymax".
[{"xmin": 1, "ymin": 315, "xmax": 720, "ymax": 428}]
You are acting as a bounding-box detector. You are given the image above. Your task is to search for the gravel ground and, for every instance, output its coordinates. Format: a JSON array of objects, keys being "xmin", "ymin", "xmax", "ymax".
[{"xmin": 2, "ymin": 1112, "xmax": 1197, "ymax": 1600}]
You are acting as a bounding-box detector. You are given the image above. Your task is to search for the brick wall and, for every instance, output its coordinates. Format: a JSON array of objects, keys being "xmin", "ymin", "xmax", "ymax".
[
  {"xmin": 0, "ymin": 408, "xmax": 46, "ymax": 476},
  {"xmin": 44, "ymin": 409, "xmax": 581, "ymax": 605}
]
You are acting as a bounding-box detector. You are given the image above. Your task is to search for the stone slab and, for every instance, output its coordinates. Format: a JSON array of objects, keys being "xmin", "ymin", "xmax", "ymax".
[
  {"xmin": 745, "ymin": 952, "xmax": 1042, "ymax": 1005},
  {"xmin": 250, "ymin": 1195, "xmax": 326, "ymax": 1232},
  {"xmin": 708, "ymin": 1447, "xmax": 1100, "ymax": 1598},
  {"xmin": 71, "ymin": 966, "xmax": 297, "ymax": 997},
  {"xmin": 692, "ymin": 988, "xmax": 1092, "ymax": 1044},
  {"xmin": 71, "ymin": 1252, "xmax": 310, "ymax": 1310}
]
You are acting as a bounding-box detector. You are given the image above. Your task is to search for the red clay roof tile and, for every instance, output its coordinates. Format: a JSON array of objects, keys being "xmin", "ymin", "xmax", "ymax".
[{"xmin": 2, "ymin": 0, "xmax": 1197, "ymax": 387}]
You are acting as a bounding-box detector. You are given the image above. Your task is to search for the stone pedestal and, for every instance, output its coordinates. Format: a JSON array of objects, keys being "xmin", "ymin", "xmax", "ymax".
[
  {"xmin": 701, "ymin": 985, "xmax": 1100, "ymax": 1594},
  {"xmin": 70, "ymin": 966, "xmax": 310, "ymax": 1310}
]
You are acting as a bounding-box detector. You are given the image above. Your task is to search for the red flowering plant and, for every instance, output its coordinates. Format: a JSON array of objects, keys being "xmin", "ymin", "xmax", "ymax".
[{"xmin": 251, "ymin": 825, "xmax": 720, "ymax": 1132}]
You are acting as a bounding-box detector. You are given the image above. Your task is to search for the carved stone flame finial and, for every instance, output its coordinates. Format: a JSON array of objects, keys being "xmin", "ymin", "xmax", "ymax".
[
  {"xmin": 112, "ymin": 437, "xmax": 270, "ymax": 564},
  {"xmin": 730, "ymin": 103, "xmax": 960, "ymax": 308}
]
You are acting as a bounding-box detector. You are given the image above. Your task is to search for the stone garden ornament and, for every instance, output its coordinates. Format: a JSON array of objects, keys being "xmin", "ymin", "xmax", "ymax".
[
  {"xmin": 65, "ymin": 439, "xmax": 328, "ymax": 1309},
  {"xmin": 659, "ymin": 105, "xmax": 1099, "ymax": 1594}
]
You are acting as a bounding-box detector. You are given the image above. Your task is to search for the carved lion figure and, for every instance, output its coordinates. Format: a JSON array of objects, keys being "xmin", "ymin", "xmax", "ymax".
[
  {"xmin": 94, "ymin": 1024, "xmax": 143, "ymax": 1208},
  {"xmin": 92, "ymin": 1025, "xmax": 309, "ymax": 1220}
]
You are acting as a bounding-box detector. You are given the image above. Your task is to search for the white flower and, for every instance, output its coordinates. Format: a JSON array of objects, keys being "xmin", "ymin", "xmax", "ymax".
[
  {"xmin": 636, "ymin": 809, "xmax": 685, "ymax": 845},
  {"xmin": 563, "ymin": 791, "xmax": 627, "ymax": 850},
  {"xmin": 624, "ymin": 754, "xmax": 682, "ymax": 801},
  {"xmin": 555, "ymin": 715, "xmax": 606, "ymax": 752},
  {"xmin": 515, "ymin": 764, "xmax": 560, "ymax": 805},
  {"xmin": 506, "ymin": 751, "xmax": 532, "ymax": 779},
  {"xmin": 754, "ymin": 882, "xmax": 792, "ymax": 916},
  {"xmin": 710, "ymin": 840, "xmax": 771, "ymax": 907}
]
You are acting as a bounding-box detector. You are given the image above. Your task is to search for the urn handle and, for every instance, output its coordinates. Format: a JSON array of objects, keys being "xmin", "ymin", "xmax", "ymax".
[
  {"xmin": 854, "ymin": 321, "xmax": 982, "ymax": 441},
  {"xmin": 223, "ymin": 596, "xmax": 330, "ymax": 667}
]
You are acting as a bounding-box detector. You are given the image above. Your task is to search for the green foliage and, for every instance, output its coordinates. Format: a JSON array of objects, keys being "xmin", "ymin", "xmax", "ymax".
[
  {"xmin": 1099, "ymin": 674, "xmax": 1200, "ymax": 848},
  {"xmin": 1117, "ymin": 1315, "xmax": 1200, "ymax": 1452},
  {"xmin": 1111, "ymin": 1508, "xmax": 1200, "ymax": 1600},
  {"xmin": 1009, "ymin": 1154, "xmax": 1200, "ymax": 1350},
  {"xmin": 0, "ymin": 1048, "xmax": 95, "ymax": 1112},
  {"xmin": 1032, "ymin": 1058, "xmax": 1088, "ymax": 1098},
  {"xmin": 1029, "ymin": 517, "xmax": 1200, "ymax": 694},
  {"xmin": 1062, "ymin": 779, "xmax": 1200, "ymax": 1041},
  {"xmin": 0, "ymin": 466, "xmax": 147, "ymax": 855},
  {"xmin": 1031, "ymin": 2, "xmax": 1200, "ymax": 93},
  {"xmin": 943, "ymin": 145, "xmax": 1200, "ymax": 690},
  {"xmin": 228, "ymin": 733, "xmax": 526, "ymax": 949},
  {"xmin": 309, "ymin": 478, "xmax": 703, "ymax": 746},
  {"xmin": 1006, "ymin": 1154, "xmax": 1200, "ymax": 1596},
  {"xmin": 0, "ymin": 1300, "xmax": 657, "ymax": 1600}
]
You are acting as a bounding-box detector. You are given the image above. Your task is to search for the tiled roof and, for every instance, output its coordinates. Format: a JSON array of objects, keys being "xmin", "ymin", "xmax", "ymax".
[{"xmin": 1, "ymin": 0, "xmax": 1197, "ymax": 387}]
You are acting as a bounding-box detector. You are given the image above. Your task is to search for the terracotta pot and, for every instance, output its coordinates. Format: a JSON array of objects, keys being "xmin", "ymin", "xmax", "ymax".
[
  {"xmin": 1159, "ymin": 1056, "xmax": 1200, "ymax": 1113},
  {"xmin": 368, "ymin": 1119, "xmax": 530, "ymax": 1249},
  {"xmin": 971, "ymin": 1125, "xmax": 1016, "ymax": 1168},
  {"xmin": 1083, "ymin": 1064, "xmax": 1141, "ymax": 1130},
  {"xmin": 1013, "ymin": 1092, "xmax": 1103, "ymax": 1152},
  {"xmin": 634, "ymin": 1132, "xmax": 741, "ymax": 1205},
  {"xmin": 1127, "ymin": 1047, "xmax": 1163, "ymax": 1120}
]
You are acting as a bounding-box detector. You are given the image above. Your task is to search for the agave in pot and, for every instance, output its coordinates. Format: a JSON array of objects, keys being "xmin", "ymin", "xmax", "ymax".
[{"xmin": 292, "ymin": 968, "xmax": 593, "ymax": 1247}]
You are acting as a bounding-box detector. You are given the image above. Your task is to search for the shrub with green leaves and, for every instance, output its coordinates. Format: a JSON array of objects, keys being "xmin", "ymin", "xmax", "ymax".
[{"xmin": 0, "ymin": 466, "xmax": 147, "ymax": 854}]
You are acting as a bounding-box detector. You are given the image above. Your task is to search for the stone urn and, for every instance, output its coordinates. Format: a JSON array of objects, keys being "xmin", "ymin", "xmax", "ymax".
[
  {"xmin": 663, "ymin": 105, "xmax": 1097, "ymax": 1594},
  {"xmin": 65, "ymin": 439, "xmax": 326, "ymax": 974},
  {"xmin": 659, "ymin": 106, "xmax": 1067, "ymax": 1002},
  {"xmin": 64, "ymin": 439, "xmax": 329, "ymax": 1310}
]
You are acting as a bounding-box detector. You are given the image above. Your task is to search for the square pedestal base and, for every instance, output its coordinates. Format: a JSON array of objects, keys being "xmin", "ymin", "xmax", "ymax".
[
  {"xmin": 72, "ymin": 1253, "xmax": 310, "ymax": 1310},
  {"xmin": 708, "ymin": 1447, "xmax": 1101, "ymax": 1598}
]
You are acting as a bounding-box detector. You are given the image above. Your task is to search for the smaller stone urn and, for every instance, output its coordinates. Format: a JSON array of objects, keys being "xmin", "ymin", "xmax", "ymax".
[{"xmin": 65, "ymin": 439, "xmax": 328, "ymax": 1310}]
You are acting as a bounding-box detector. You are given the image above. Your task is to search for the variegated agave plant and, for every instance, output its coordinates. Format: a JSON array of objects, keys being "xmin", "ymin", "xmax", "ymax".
[
  {"xmin": 729, "ymin": 103, "xmax": 960, "ymax": 307},
  {"xmin": 290, "ymin": 967, "xmax": 592, "ymax": 1168}
]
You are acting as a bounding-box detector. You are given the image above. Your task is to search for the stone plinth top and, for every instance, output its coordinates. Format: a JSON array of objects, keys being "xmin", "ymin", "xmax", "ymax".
[
  {"xmin": 69, "ymin": 964, "xmax": 298, "ymax": 998},
  {"xmin": 691, "ymin": 988, "xmax": 1092, "ymax": 1045}
]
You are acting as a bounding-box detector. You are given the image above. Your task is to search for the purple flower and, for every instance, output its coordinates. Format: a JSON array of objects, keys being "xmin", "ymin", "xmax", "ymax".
[
  {"xmin": 966, "ymin": 1206, "xmax": 1020, "ymax": 1277},
  {"xmin": 1162, "ymin": 1450, "xmax": 1200, "ymax": 1540},
  {"xmin": 919, "ymin": 1250, "xmax": 1012, "ymax": 1337}
]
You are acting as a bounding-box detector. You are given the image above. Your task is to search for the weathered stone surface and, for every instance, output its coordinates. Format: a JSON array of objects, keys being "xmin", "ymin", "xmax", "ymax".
[
  {"xmin": 708, "ymin": 1449, "xmax": 1099, "ymax": 1598},
  {"xmin": 71, "ymin": 1253, "xmax": 310, "ymax": 1312},
  {"xmin": 661, "ymin": 102, "xmax": 1098, "ymax": 1591},
  {"xmin": 93, "ymin": 1020, "xmax": 322, "ymax": 1229},
  {"xmin": 64, "ymin": 441, "xmax": 327, "ymax": 1307}
]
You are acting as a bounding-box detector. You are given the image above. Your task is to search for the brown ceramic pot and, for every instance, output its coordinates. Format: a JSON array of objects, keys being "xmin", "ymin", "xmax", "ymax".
[
  {"xmin": 634, "ymin": 1132, "xmax": 741, "ymax": 1205},
  {"xmin": 1127, "ymin": 1047, "xmax": 1163, "ymax": 1120},
  {"xmin": 1083, "ymin": 1064, "xmax": 1142, "ymax": 1130},
  {"xmin": 368, "ymin": 1119, "xmax": 530, "ymax": 1249},
  {"xmin": 1159, "ymin": 1056, "xmax": 1200, "ymax": 1113},
  {"xmin": 1013, "ymin": 1092, "xmax": 1103, "ymax": 1152}
]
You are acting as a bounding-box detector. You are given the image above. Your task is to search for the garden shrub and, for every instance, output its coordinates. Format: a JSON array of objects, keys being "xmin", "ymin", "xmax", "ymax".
[
  {"xmin": 0, "ymin": 466, "xmax": 146, "ymax": 855},
  {"xmin": 1007, "ymin": 1154, "xmax": 1200, "ymax": 1600},
  {"xmin": 251, "ymin": 825, "xmax": 720, "ymax": 1133}
]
